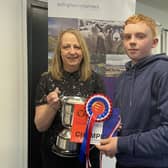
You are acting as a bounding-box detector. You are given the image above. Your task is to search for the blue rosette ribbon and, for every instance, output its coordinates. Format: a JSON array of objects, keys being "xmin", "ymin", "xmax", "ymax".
[{"xmin": 79, "ymin": 94, "xmax": 112, "ymax": 167}]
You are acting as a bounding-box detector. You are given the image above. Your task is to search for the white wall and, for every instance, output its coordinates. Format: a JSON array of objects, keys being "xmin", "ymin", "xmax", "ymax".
[
  {"xmin": 0, "ymin": 0, "xmax": 27, "ymax": 168},
  {"xmin": 136, "ymin": 2, "xmax": 168, "ymax": 28},
  {"xmin": 136, "ymin": 1, "xmax": 168, "ymax": 55}
]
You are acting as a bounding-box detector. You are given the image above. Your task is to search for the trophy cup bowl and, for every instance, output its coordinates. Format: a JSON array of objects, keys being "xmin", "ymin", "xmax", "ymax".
[{"xmin": 54, "ymin": 96, "xmax": 85, "ymax": 157}]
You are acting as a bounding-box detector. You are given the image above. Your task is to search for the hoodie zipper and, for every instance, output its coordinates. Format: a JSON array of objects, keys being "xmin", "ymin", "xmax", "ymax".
[{"xmin": 129, "ymin": 68, "xmax": 136, "ymax": 110}]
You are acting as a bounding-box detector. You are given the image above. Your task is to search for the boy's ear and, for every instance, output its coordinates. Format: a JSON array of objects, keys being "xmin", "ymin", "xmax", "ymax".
[{"xmin": 152, "ymin": 38, "xmax": 158, "ymax": 48}]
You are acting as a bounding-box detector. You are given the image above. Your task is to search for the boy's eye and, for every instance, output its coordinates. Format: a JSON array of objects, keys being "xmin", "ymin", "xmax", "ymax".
[
  {"xmin": 123, "ymin": 34, "xmax": 131, "ymax": 40},
  {"xmin": 136, "ymin": 33, "xmax": 146, "ymax": 39},
  {"xmin": 123, "ymin": 33, "xmax": 146, "ymax": 41}
]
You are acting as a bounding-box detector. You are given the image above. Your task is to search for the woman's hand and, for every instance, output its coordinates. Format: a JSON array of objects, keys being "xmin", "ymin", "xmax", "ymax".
[
  {"xmin": 47, "ymin": 87, "xmax": 61, "ymax": 111},
  {"xmin": 34, "ymin": 87, "xmax": 61, "ymax": 132}
]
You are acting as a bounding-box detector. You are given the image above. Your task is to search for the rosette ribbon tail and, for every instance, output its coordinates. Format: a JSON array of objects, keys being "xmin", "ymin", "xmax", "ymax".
[{"xmin": 79, "ymin": 113, "xmax": 97, "ymax": 168}]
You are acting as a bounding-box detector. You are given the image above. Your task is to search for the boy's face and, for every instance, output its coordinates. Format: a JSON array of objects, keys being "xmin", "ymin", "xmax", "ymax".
[{"xmin": 123, "ymin": 22, "xmax": 158, "ymax": 63}]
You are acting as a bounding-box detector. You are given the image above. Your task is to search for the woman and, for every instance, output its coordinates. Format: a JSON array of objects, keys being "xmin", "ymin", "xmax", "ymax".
[{"xmin": 34, "ymin": 28, "xmax": 105, "ymax": 168}]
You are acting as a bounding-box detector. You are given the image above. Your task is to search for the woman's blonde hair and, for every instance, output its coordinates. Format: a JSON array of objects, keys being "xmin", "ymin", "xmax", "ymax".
[
  {"xmin": 124, "ymin": 14, "xmax": 157, "ymax": 37},
  {"xmin": 49, "ymin": 28, "xmax": 92, "ymax": 81}
]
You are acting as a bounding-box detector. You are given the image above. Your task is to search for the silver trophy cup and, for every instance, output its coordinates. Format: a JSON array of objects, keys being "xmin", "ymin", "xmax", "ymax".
[{"xmin": 53, "ymin": 96, "xmax": 85, "ymax": 157}]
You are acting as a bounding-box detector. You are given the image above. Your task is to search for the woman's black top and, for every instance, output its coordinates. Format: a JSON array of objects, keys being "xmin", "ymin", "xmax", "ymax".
[{"xmin": 35, "ymin": 70, "xmax": 105, "ymax": 157}]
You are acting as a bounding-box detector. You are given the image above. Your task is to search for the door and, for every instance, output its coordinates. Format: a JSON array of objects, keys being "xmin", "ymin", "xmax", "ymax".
[{"xmin": 27, "ymin": 0, "xmax": 48, "ymax": 167}]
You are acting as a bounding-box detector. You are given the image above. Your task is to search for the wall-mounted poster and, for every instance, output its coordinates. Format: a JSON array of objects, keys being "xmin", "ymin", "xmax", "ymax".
[
  {"xmin": 48, "ymin": 17, "xmax": 129, "ymax": 77},
  {"xmin": 48, "ymin": 0, "xmax": 136, "ymax": 98}
]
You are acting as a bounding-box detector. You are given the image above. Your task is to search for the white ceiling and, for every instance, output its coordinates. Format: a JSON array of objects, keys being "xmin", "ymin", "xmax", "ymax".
[{"xmin": 136, "ymin": 0, "xmax": 168, "ymax": 12}]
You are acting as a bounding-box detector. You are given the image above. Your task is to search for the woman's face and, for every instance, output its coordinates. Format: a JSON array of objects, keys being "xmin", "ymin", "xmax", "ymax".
[{"xmin": 60, "ymin": 32, "xmax": 83, "ymax": 72}]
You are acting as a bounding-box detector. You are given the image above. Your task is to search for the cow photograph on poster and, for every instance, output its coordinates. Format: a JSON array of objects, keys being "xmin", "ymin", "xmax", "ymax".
[{"xmin": 48, "ymin": 17, "xmax": 128, "ymax": 77}]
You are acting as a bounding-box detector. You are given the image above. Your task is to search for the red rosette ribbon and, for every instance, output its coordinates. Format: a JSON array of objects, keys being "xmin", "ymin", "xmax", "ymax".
[{"xmin": 79, "ymin": 94, "xmax": 112, "ymax": 168}]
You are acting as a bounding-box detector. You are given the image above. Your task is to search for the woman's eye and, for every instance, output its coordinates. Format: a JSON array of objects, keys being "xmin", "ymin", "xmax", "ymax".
[
  {"xmin": 62, "ymin": 45, "xmax": 70, "ymax": 49},
  {"xmin": 61, "ymin": 45, "xmax": 81, "ymax": 50},
  {"xmin": 63, "ymin": 46, "xmax": 68, "ymax": 49},
  {"xmin": 74, "ymin": 45, "xmax": 81, "ymax": 49}
]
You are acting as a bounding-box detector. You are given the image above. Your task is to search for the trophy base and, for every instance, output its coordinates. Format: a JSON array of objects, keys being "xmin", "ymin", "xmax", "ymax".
[
  {"xmin": 52, "ymin": 129, "xmax": 80, "ymax": 158},
  {"xmin": 52, "ymin": 144, "xmax": 79, "ymax": 158}
]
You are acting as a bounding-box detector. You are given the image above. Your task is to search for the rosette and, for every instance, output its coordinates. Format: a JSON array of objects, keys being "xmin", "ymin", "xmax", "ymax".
[
  {"xmin": 85, "ymin": 94, "xmax": 112, "ymax": 122},
  {"xmin": 80, "ymin": 94, "xmax": 112, "ymax": 167}
]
